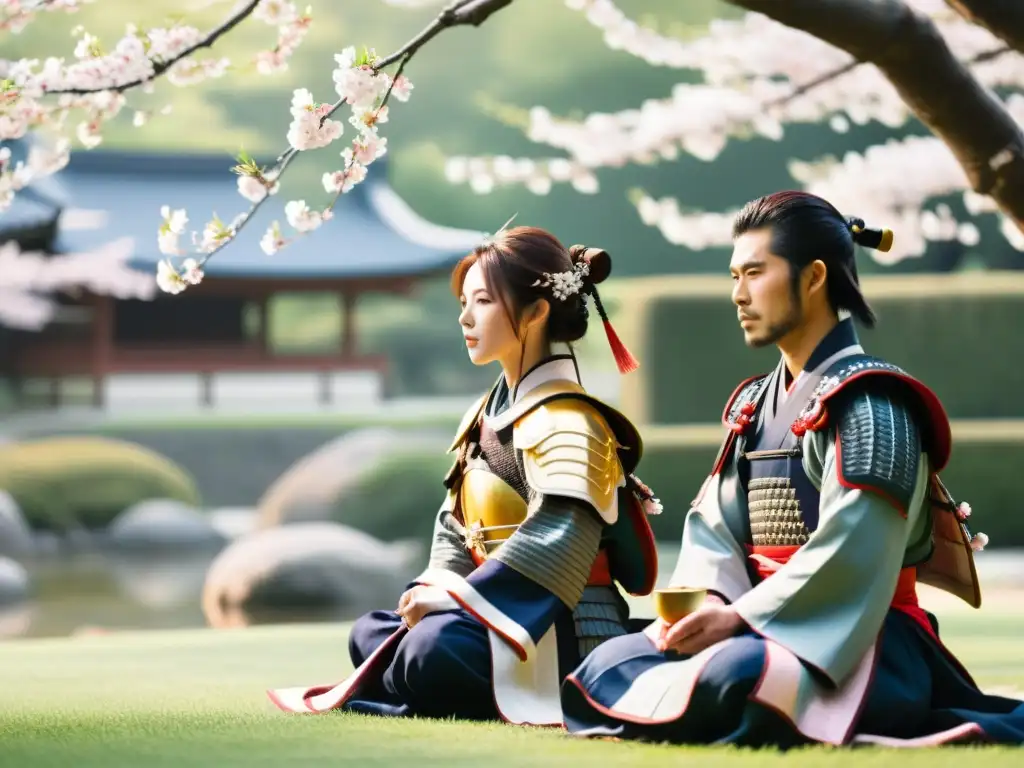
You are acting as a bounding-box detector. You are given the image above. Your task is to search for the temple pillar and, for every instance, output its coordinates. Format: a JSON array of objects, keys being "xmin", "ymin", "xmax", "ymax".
[
  {"xmin": 90, "ymin": 295, "xmax": 113, "ymax": 408},
  {"xmin": 340, "ymin": 290, "xmax": 357, "ymax": 359}
]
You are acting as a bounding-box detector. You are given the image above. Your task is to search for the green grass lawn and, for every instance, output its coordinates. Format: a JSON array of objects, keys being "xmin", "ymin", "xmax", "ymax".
[{"xmin": 0, "ymin": 617, "xmax": 1021, "ymax": 767}]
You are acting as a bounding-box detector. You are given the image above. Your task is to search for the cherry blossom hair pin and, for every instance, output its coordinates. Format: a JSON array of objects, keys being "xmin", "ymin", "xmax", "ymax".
[
  {"xmin": 531, "ymin": 260, "xmax": 590, "ymax": 301},
  {"xmin": 532, "ymin": 242, "xmax": 639, "ymax": 374}
]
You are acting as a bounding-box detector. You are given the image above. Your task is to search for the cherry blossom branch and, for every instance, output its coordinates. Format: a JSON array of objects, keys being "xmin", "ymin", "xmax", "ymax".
[
  {"xmin": 431, "ymin": 0, "xmax": 1024, "ymax": 264},
  {"xmin": 194, "ymin": 56, "xmax": 412, "ymax": 270},
  {"xmin": 0, "ymin": 0, "xmax": 89, "ymax": 34},
  {"xmin": 729, "ymin": 0, "xmax": 1024, "ymax": 234},
  {"xmin": 570, "ymin": 0, "xmax": 866, "ymax": 106},
  {"xmin": 156, "ymin": 0, "xmax": 517, "ymax": 293},
  {"xmin": 374, "ymin": 0, "xmax": 514, "ymax": 70},
  {"xmin": 945, "ymin": 1, "xmax": 1024, "ymax": 54},
  {"xmin": 631, "ymin": 133, "xmax": 985, "ymax": 262},
  {"xmin": 1, "ymin": 2, "xmax": 313, "ymax": 216},
  {"xmin": 762, "ymin": 60, "xmax": 859, "ymax": 110},
  {"xmin": 443, "ymin": 37, "xmax": 1012, "ymax": 200},
  {"xmin": 44, "ymin": 0, "xmax": 262, "ymax": 95},
  {"xmin": 764, "ymin": 39, "xmax": 1011, "ymax": 110}
]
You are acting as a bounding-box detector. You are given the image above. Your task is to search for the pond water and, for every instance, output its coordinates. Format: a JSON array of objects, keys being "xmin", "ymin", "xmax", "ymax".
[
  {"xmin": 5, "ymin": 549, "xmax": 404, "ymax": 640},
  {"xmin": 3, "ymin": 552, "xmax": 215, "ymax": 639},
  {"xmin": 4, "ymin": 545, "xmax": 684, "ymax": 639},
  {"xmin": 5, "ymin": 545, "xmax": 1022, "ymax": 640}
]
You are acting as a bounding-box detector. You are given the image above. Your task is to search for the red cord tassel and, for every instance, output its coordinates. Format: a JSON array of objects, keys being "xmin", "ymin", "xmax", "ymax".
[{"xmin": 602, "ymin": 318, "xmax": 639, "ymax": 374}]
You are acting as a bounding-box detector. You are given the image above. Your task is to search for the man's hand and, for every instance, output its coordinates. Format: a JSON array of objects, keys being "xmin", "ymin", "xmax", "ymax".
[
  {"xmin": 643, "ymin": 617, "xmax": 670, "ymax": 647},
  {"xmin": 655, "ymin": 600, "xmax": 745, "ymax": 655},
  {"xmin": 396, "ymin": 585, "xmax": 456, "ymax": 628}
]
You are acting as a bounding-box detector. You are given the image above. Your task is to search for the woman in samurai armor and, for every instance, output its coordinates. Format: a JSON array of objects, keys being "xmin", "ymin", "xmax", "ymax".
[{"xmin": 269, "ymin": 225, "xmax": 661, "ymax": 725}]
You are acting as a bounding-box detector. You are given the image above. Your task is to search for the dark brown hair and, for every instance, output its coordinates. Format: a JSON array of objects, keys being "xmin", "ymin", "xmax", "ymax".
[
  {"xmin": 732, "ymin": 190, "xmax": 892, "ymax": 328},
  {"xmin": 451, "ymin": 225, "xmax": 638, "ymax": 373},
  {"xmin": 450, "ymin": 226, "xmax": 611, "ymax": 344}
]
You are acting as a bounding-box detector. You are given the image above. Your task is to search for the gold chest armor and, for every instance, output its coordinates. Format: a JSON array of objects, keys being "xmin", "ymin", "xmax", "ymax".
[{"xmin": 458, "ymin": 455, "xmax": 528, "ymax": 561}]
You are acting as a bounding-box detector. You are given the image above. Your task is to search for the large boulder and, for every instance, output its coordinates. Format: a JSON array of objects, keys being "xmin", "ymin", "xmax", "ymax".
[
  {"xmin": 0, "ymin": 490, "xmax": 33, "ymax": 557},
  {"xmin": 0, "ymin": 436, "xmax": 201, "ymax": 531},
  {"xmin": 108, "ymin": 499, "xmax": 225, "ymax": 553},
  {"xmin": 206, "ymin": 506, "xmax": 259, "ymax": 541},
  {"xmin": 201, "ymin": 522, "xmax": 425, "ymax": 628},
  {"xmin": 257, "ymin": 427, "xmax": 449, "ymax": 528},
  {"xmin": 107, "ymin": 551, "xmax": 212, "ymax": 610},
  {"xmin": 0, "ymin": 556, "xmax": 29, "ymax": 607},
  {"xmin": 329, "ymin": 449, "xmax": 455, "ymax": 544}
]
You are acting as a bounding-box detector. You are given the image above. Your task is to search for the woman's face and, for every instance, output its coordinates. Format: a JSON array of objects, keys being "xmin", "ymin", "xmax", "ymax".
[{"xmin": 458, "ymin": 261, "xmax": 522, "ymax": 367}]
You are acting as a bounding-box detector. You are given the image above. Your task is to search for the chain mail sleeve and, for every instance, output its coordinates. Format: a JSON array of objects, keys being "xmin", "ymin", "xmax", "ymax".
[{"xmin": 424, "ymin": 490, "xmax": 475, "ymax": 578}]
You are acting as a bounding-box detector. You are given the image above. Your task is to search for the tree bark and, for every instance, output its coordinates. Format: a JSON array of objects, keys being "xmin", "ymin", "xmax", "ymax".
[
  {"xmin": 946, "ymin": 1, "xmax": 1024, "ymax": 54},
  {"xmin": 729, "ymin": 0, "xmax": 1024, "ymax": 232}
]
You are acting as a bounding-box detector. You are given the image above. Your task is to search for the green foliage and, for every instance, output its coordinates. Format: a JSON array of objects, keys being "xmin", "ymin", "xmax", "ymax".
[
  {"xmin": 0, "ymin": 436, "xmax": 201, "ymax": 531},
  {"xmin": 231, "ymin": 147, "xmax": 262, "ymax": 177},
  {"xmin": 330, "ymin": 449, "xmax": 453, "ymax": 545},
  {"xmin": 644, "ymin": 289, "xmax": 1024, "ymax": 424}
]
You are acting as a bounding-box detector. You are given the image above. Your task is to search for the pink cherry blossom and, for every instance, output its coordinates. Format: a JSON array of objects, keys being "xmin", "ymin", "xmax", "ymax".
[
  {"xmin": 237, "ymin": 175, "xmax": 270, "ymax": 203},
  {"xmin": 284, "ymin": 199, "xmax": 325, "ymax": 232},
  {"xmin": 0, "ymin": 237, "xmax": 153, "ymax": 328},
  {"xmin": 352, "ymin": 133, "xmax": 387, "ymax": 165},
  {"xmin": 260, "ymin": 221, "xmax": 287, "ymax": 255},
  {"xmin": 181, "ymin": 258, "xmax": 204, "ymax": 286},
  {"xmin": 156, "ymin": 259, "xmax": 187, "ymax": 294},
  {"xmin": 437, "ymin": 0, "xmax": 1024, "ymax": 265},
  {"xmin": 332, "ymin": 47, "xmax": 388, "ymax": 109},
  {"xmin": 388, "ymin": 74, "xmax": 413, "ymax": 103},
  {"xmin": 322, "ymin": 156, "xmax": 368, "ymax": 195}
]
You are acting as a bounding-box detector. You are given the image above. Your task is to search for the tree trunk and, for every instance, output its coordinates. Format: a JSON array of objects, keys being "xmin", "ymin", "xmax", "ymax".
[
  {"xmin": 730, "ymin": 0, "xmax": 1024, "ymax": 233},
  {"xmin": 946, "ymin": 1, "xmax": 1024, "ymax": 54}
]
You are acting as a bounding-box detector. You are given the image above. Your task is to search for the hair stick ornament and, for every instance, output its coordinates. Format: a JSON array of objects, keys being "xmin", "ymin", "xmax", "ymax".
[
  {"xmin": 478, "ymin": 212, "xmax": 518, "ymax": 250},
  {"xmin": 847, "ymin": 217, "xmax": 894, "ymax": 252},
  {"xmin": 575, "ymin": 246, "xmax": 639, "ymax": 375}
]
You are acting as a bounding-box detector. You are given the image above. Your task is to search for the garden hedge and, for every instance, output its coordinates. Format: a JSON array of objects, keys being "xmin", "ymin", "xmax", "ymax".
[{"xmin": 0, "ymin": 436, "xmax": 201, "ymax": 531}]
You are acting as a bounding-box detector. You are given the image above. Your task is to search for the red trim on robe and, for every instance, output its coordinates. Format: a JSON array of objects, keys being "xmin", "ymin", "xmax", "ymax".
[{"xmin": 747, "ymin": 544, "xmax": 936, "ymax": 639}]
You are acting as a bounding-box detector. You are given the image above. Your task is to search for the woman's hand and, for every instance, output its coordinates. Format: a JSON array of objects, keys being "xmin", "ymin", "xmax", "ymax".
[{"xmin": 396, "ymin": 585, "xmax": 456, "ymax": 628}]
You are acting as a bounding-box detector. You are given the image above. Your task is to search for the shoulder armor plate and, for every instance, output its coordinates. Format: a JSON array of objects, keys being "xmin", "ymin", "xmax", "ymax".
[
  {"xmin": 834, "ymin": 386, "xmax": 923, "ymax": 515},
  {"xmin": 722, "ymin": 374, "xmax": 770, "ymax": 431},
  {"xmin": 513, "ymin": 398, "xmax": 624, "ymax": 525},
  {"xmin": 796, "ymin": 354, "xmax": 951, "ymax": 471},
  {"xmin": 447, "ymin": 393, "xmax": 488, "ymax": 454}
]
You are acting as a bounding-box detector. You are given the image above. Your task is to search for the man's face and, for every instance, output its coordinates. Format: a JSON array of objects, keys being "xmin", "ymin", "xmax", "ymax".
[{"xmin": 729, "ymin": 228, "xmax": 802, "ymax": 348}]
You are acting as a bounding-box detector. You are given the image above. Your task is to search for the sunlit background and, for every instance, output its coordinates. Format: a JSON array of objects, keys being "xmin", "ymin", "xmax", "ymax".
[{"xmin": 1, "ymin": 0, "xmax": 1022, "ymax": 647}]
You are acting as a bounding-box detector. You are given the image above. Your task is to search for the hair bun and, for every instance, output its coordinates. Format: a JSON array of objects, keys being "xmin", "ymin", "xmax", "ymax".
[
  {"xmin": 846, "ymin": 216, "xmax": 894, "ymax": 253},
  {"xmin": 568, "ymin": 244, "xmax": 612, "ymax": 284}
]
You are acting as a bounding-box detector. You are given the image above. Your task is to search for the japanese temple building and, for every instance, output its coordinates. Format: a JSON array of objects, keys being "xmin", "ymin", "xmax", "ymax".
[{"xmin": 0, "ymin": 143, "xmax": 484, "ymax": 412}]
